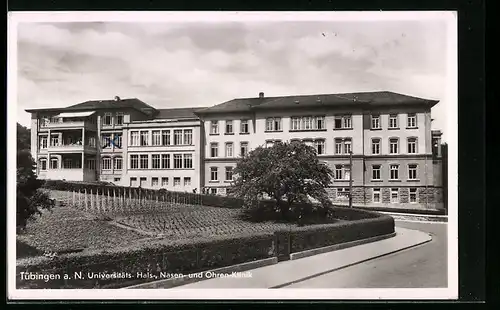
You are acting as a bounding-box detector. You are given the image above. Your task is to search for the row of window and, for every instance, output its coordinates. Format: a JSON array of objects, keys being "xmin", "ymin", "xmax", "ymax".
[
  {"xmin": 130, "ymin": 176, "xmax": 191, "ymax": 187},
  {"xmin": 38, "ymin": 158, "xmax": 97, "ymax": 170},
  {"xmin": 129, "ymin": 129, "xmax": 193, "ymax": 147},
  {"xmin": 102, "ymin": 113, "xmax": 124, "ymax": 126},
  {"xmin": 371, "ymin": 164, "xmax": 418, "ymax": 181},
  {"xmin": 210, "ymin": 142, "xmax": 249, "ymax": 158},
  {"xmin": 208, "ymin": 137, "xmax": 418, "ymax": 158},
  {"xmin": 129, "ymin": 153, "xmax": 193, "ymax": 170},
  {"xmin": 39, "ymin": 135, "xmax": 98, "ymax": 148},
  {"xmin": 209, "ymin": 113, "xmax": 418, "ymax": 134},
  {"xmin": 336, "ymin": 187, "xmax": 420, "ymax": 204},
  {"xmin": 209, "ymin": 166, "xmax": 234, "ymax": 182}
]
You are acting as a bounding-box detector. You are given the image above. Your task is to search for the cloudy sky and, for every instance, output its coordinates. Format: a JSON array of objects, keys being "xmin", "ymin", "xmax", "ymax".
[{"xmin": 16, "ymin": 18, "xmax": 451, "ymax": 140}]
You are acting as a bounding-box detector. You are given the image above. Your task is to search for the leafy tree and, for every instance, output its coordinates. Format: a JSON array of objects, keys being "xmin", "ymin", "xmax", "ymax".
[
  {"xmin": 231, "ymin": 141, "xmax": 334, "ymax": 220},
  {"xmin": 17, "ymin": 124, "xmax": 54, "ymax": 230},
  {"xmin": 17, "ymin": 123, "xmax": 31, "ymax": 151}
]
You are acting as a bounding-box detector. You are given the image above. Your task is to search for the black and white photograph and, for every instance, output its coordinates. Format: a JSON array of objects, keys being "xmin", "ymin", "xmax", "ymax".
[{"xmin": 8, "ymin": 11, "xmax": 458, "ymax": 300}]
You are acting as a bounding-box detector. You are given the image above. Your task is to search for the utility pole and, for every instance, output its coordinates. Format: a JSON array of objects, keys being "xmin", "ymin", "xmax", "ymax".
[{"xmin": 349, "ymin": 150, "xmax": 353, "ymax": 208}]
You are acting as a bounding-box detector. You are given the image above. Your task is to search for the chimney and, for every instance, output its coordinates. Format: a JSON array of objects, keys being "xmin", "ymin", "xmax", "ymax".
[
  {"xmin": 114, "ymin": 96, "xmax": 121, "ymax": 101},
  {"xmin": 259, "ymin": 92, "xmax": 264, "ymax": 99}
]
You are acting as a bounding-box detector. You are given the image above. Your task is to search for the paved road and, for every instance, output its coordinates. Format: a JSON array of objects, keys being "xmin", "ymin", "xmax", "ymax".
[{"xmin": 283, "ymin": 221, "xmax": 448, "ymax": 288}]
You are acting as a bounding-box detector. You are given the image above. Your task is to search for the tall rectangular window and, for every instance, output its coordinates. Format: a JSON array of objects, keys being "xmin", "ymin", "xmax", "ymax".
[
  {"xmin": 390, "ymin": 188, "xmax": 399, "ymax": 203},
  {"xmin": 343, "ymin": 115, "xmax": 352, "ymax": 129},
  {"xmin": 113, "ymin": 157, "xmax": 123, "ymax": 170},
  {"xmin": 314, "ymin": 140, "xmax": 325, "ymax": 155},
  {"xmin": 225, "ymin": 166, "xmax": 233, "ymax": 181},
  {"xmin": 50, "ymin": 158, "xmax": 58, "ymax": 169},
  {"xmin": 240, "ymin": 142, "xmax": 248, "ymax": 157},
  {"xmin": 409, "ymin": 188, "xmax": 418, "ymax": 203},
  {"xmin": 303, "ymin": 116, "xmax": 312, "ymax": 130},
  {"xmin": 225, "ymin": 120, "xmax": 233, "ymax": 134},
  {"xmin": 151, "ymin": 177, "xmax": 159, "ymax": 187},
  {"xmin": 210, "ymin": 120, "xmax": 219, "ymax": 134},
  {"xmin": 152, "ymin": 154, "xmax": 161, "ymax": 169},
  {"xmin": 407, "ymin": 137, "xmax": 417, "ymax": 154},
  {"xmin": 174, "ymin": 177, "xmax": 181, "ymax": 187},
  {"xmin": 116, "ymin": 113, "xmax": 124, "ymax": 125},
  {"xmin": 372, "ymin": 138, "xmax": 381, "ymax": 155},
  {"xmin": 390, "ymin": 164, "xmax": 399, "ymax": 180},
  {"xmin": 389, "ymin": 114, "xmax": 398, "ymax": 128},
  {"xmin": 102, "ymin": 134, "xmax": 112, "ymax": 148},
  {"xmin": 210, "ymin": 167, "xmax": 218, "ymax": 181},
  {"xmin": 373, "ymin": 188, "xmax": 381, "ymax": 203},
  {"xmin": 316, "ymin": 116, "xmax": 326, "ymax": 129},
  {"xmin": 174, "ymin": 130, "xmax": 183, "ymax": 145},
  {"xmin": 183, "ymin": 129, "xmax": 193, "ymax": 145},
  {"xmin": 139, "ymin": 154, "xmax": 148, "ymax": 169},
  {"xmin": 152, "ymin": 131, "xmax": 161, "ymax": 146},
  {"xmin": 184, "ymin": 177, "xmax": 191, "ymax": 186},
  {"xmin": 335, "ymin": 165, "xmax": 343, "ymax": 179},
  {"xmin": 408, "ymin": 164, "xmax": 418, "ymax": 180},
  {"xmin": 372, "ymin": 165, "xmax": 381, "ymax": 180},
  {"xmin": 161, "ymin": 177, "xmax": 169, "ymax": 187},
  {"xmin": 114, "ymin": 133, "xmax": 122, "ymax": 148},
  {"xmin": 225, "ymin": 142, "xmax": 233, "ymax": 157},
  {"xmin": 291, "ymin": 117, "xmax": 300, "ymax": 130},
  {"xmin": 40, "ymin": 136, "xmax": 48, "ymax": 149},
  {"xmin": 334, "ymin": 139, "xmax": 342, "ymax": 154},
  {"xmin": 103, "ymin": 113, "xmax": 112, "ymax": 126},
  {"xmin": 50, "ymin": 134, "xmax": 59, "ymax": 146},
  {"xmin": 130, "ymin": 155, "xmax": 139, "ymax": 169},
  {"xmin": 140, "ymin": 131, "xmax": 149, "ymax": 146},
  {"xmin": 39, "ymin": 159, "xmax": 47, "ymax": 171},
  {"xmin": 174, "ymin": 154, "xmax": 183, "ymax": 169},
  {"xmin": 343, "ymin": 165, "xmax": 351, "ymax": 180},
  {"xmin": 210, "ymin": 143, "xmax": 218, "ymax": 157},
  {"xmin": 389, "ymin": 138, "xmax": 399, "ymax": 154},
  {"xmin": 64, "ymin": 158, "xmax": 73, "ymax": 169},
  {"xmin": 161, "ymin": 154, "xmax": 170, "ymax": 169},
  {"xmin": 130, "ymin": 131, "xmax": 139, "ymax": 146},
  {"xmin": 371, "ymin": 115, "xmax": 381, "ymax": 129},
  {"xmin": 184, "ymin": 154, "xmax": 193, "ymax": 169},
  {"xmin": 407, "ymin": 113, "xmax": 417, "ymax": 128},
  {"xmin": 240, "ymin": 120, "xmax": 249, "ymax": 133},
  {"xmin": 161, "ymin": 130, "xmax": 170, "ymax": 145},
  {"xmin": 344, "ymin": 138, "xmax": 352, "ymax": 154}
]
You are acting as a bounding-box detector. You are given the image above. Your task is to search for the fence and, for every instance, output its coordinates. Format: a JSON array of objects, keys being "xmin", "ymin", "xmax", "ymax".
[{"xmin": 47, "ymin": 187, "xmax": 204, "ymax": 216}]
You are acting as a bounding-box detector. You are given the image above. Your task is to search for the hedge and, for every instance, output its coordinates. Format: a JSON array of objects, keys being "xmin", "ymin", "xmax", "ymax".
[{"xmin": 16, "ymin": 206, "xmax": 394, "ymax": 289}]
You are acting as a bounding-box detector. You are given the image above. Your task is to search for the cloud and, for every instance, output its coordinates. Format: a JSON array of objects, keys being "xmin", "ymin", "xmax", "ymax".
[{"xmin": 15, "ymin": 19, "xmax": 449, "ymax": 140}]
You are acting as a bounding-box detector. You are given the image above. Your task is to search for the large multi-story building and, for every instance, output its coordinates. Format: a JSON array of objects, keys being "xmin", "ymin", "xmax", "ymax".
[
  {"xmin": 26, "ymin": 91, "xmax": 445, "ymax": 209},
  {"xmin": 26, "ymin": 97, "xmax": 203, "ymax": 192}
]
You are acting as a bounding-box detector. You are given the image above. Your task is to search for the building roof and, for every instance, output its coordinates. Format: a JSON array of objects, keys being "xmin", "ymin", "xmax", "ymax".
[
  {"xmin": 65, "ymin": 98, "xmax": 157, "ymax": 115},
  {"xmin": 154, "ymin": 107, "xmax": 204, "ymax": 120},
  {"xmin": 195, "ymin": 91, "xmax": 439, "ymax": 114},
  {"xmin": 25, "ymin": 98, "xmax": 157, "ymax": 115}
]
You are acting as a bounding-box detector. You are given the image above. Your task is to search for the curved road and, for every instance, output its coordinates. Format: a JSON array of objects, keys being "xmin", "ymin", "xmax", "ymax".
[{"xmin": 284, "ymin": 221, "xmax": 448, "ymax": 288}]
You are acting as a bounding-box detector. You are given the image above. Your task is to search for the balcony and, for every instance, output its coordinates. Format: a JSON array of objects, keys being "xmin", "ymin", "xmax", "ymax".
[
  {"xmin": 41, "ymin": 121, "xmax": 97, "ymax": 131},
  {"xmin": 39, "ymin": 169, "xmax": 97, "ymax": 182},
  {"xmin": 47, "ymin": 144, "xmax": 97, "ymax": 154}
]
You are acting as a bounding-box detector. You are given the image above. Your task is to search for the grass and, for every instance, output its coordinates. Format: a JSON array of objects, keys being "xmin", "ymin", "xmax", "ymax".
[
  {"xmin": 17, "ymin": 190, "xmax": 342, "ymax": 256},
  {"xmin": 16, "ymin": 205, "xmax": 147, "ymax": 254}
]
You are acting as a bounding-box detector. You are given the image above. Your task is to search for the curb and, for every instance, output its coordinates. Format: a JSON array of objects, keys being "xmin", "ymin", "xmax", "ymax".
[
  {"xmin": 270, "ymin": 232, "xmax": 433, "ymax": 288},
  {"xmin": 125, "ymin": 257, "xmax": 278, "ymax": 289},
  {"xmin": 290, "ymin": 232, "xmax": 397, "ymax": 260}
]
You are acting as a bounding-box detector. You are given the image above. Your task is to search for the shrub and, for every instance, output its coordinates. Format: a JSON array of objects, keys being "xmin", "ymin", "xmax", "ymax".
[
  {"xmin": 16, "ymin": 233, "xmax": 275, "ymax": 289},
  {"xmin": 17, "ymin": 150, "xmax": 55, "ymax": 229}
]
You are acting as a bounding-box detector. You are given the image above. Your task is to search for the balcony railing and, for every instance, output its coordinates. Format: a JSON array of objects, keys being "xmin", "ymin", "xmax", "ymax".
[
  {"xmin": 41, "ymin": 121, "xmax": 97, "ymax": 130},
  {"xmin": 39, "ymin": 169, "xmax": 96, "ymax": 182},
  {"xmin": 45, "ymin": 144, "xmax": 97, "ymax": 153}
]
